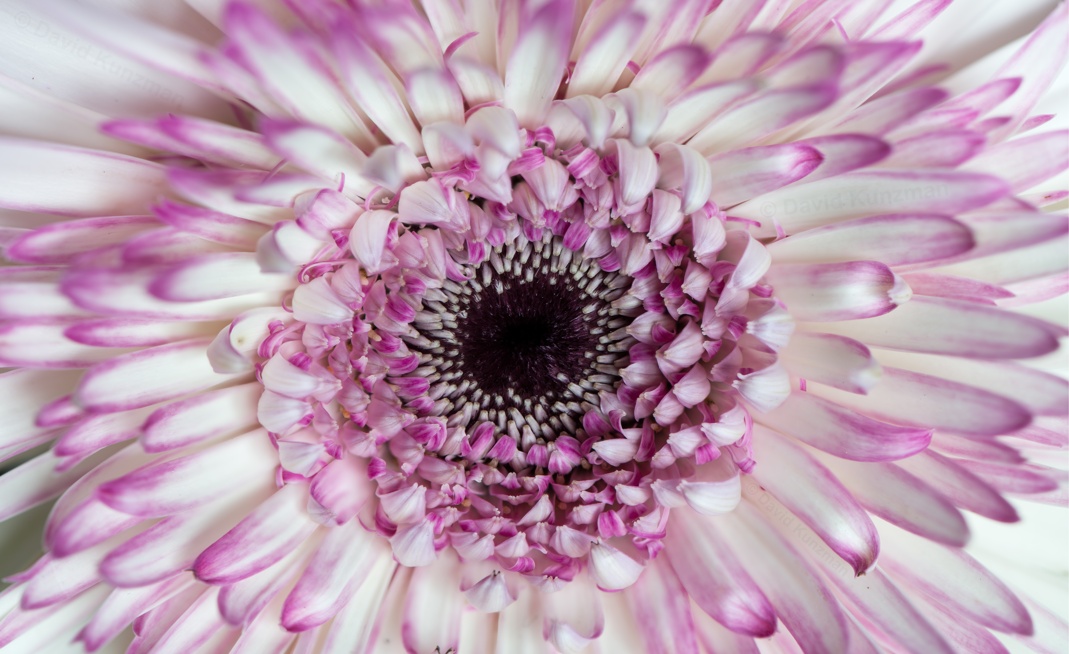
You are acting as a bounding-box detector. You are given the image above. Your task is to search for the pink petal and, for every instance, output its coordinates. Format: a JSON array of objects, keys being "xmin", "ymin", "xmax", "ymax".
[
  {"xmin": 5, "ymin": 216, "xmax": 158, "ymax": 265},
  {"xmin": 779, "ymin": 332, "xmax": 881, "ymax": 394},
  {"xmin": 0, "ymin": 269, "xmax": 89, "ymax": 320},
  {"xmin": 965, "ymin": 130, "xmax": 1069, "ymax": 192},
  {"xmin": 707, "ymin": 143, "xmax": 822, "ymax": 207},
  {"xmin": 768, "ymin": 213, "xmax": 974, "ymax": 267},
  {"xmin": 897, "ymin": 451, "xmax": 1019, "ymax": 522},
  {"xmin": 735, "ymin": 170, "xmax": 1008, "ymax": 238},
  {"xmin": 880, "ymin": 524, "xmax": 1033, "ymax": 634},
  {"xmin": 689, "ymin": 83, "xmax": 837, "ymax": 154},
  {"xmin": 795, "ymin": 134, "xmax": 891, "ymax": 182},
  {"xmin": 875, "ymin": 350, "xmax": 1067, "ymax": 417},
  {"xmin": 330, "ymin": 36, "xmax": 422, "ymax": 153},
  {"xmin": 665, "ymin": 512, "xmax": 776, "ymax": 637},
  {"xmin": 631, "ymin": 44, "xmax": 711, "ymax": 101},
  {"xmin": 150, "ymin": 253, "xmax": 294, "ymax": 302},
  {"xmin": 309, "ymin": 456, "xmax": 373, "ymax": 526},
  {"xmin": 98, "ymin": 429, "xmax": 277, "ymax": 517},
  {"xmin": 0, "ymin": 369, "xmax": 78, "ymax": 452},
  {"xmin": 766, "ymin": 261, "xmax": 910, "ymax": 321},
  {"xmin": 49, "ymin": 499, "xmax": 143, "ymax": 559},
  {"xmin": 504, "ymin": 0, "xmax": 574, "ymax": 127},
  {"xmin": 78, "ymin": 576, "xmax": 193, "ymax": 652},
  {"xmin": 0, "ymin": 319, "xmax": 129, "ymax": 369},
  {"xmin": 75, "ymin": 339, "xmax": 237, "ymax": 412},
  {"xmin": 757, "ymin": 392, "xmax": 932, "ymax": 461},
  {"xmin": 390, "ymin": 520, "xmax": 438, "ymax": 567},
  {"xmin": 194, "ymin": 483, "xmax": 320, "ymax": 584},
  {"xmin": 718, "ymin": 504, "xmax": 849, "ymax": 653},
  {"xmin": 886, "ymin": 129, "xmax": 986, "ymax": 168},
  {"xmin": 812, "ymin": 367, "xmax": 1032, "ymax": 438},
  {"xmin": 626, "ymin": 563, "xmax": 700, "ymax": 654},
  {"xmin": 751, "ymin": 427, "xmax": 880, "ymax": 574},
  {"xmin": 223, "ymin": 2, "xmax": 374, "ymax": 145},
  {"xmin": 402, "ymin": 553, "xmax": 463, "ymax": 653},
  {"xmin": 141, "ymin": 382, "xmax": 262, "ymax": 453},
  {"xmin": 567, "ymin": 11, "xmax": 645, "ymax": 98},
  {"xmin": 588, "ymin": 541, "xmax": 644, "ymax": 591},
  {"xmin": 282, "ymin": 520, "xmax": 391, "ymax": 632},
  {"xmin": 0, "ymin": 451, "xmax": 99, "ymax": 524},
  {"xmin": 319, "ymin": 557, "xmax": 397, "ymax": 654},
  {"xmin": 809, "ymin": 296, "xmax": 1061, "ymax": 359},
  {"xmin": 825, "ymin": 567, "xmax": 956, "ymax": 654},
  {"xmin": 652, "ymin": 80, "xmax": 760, "ymax": 145},
  {"xmin": 815, "ymin": 455, "xmax": 968, "ymax": 546}
]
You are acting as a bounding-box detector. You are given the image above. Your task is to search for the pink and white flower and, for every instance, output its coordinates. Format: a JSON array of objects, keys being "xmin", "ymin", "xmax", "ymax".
[{"xmin": 0, "ymin": 0, "xmax": 1066, "ymax": 652}]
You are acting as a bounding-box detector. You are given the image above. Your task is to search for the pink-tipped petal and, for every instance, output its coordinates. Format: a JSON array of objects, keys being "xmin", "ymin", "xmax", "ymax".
[
  {"xmin": 766, "ymin": 213, "xmax": 974, "ymax": 266},
  {"xmin": 757, "ymin": 392, "xmax": 932, "ymax": 462},
  {"xmin": 75, "ymin": 339, "xmax": 237, "ymax": 413},
  {"xmin": 766, "ymin": 261, "xmax": 910, "ymax": 321},
  {"xmin": 402, "ymin": 552, "xmax": 464, "ymax": 652},
  {"xmin": 626, "ymin": 563, "xmax": 700, "ymax": 654},
  {"xmin": 665, "ymin": 512, "xmax": 777, "ymax": 638},
  {"xmin": 751, "ymin": 427, "xmax": 880, "ymax": 575},
  {"xmin": 98, "ymin": 429, "xmax": 277, "ymax": 517},
  {"xmin": 807, "ymin": 296, "xmax": 1061, "ymax": 359},
  {"xmin": 194, "ymin": 483, "xmax": 320, "ymax": 585},
  {"xmin": 282, "ymin": 520, "xmax": 390, "ymax": 632}
]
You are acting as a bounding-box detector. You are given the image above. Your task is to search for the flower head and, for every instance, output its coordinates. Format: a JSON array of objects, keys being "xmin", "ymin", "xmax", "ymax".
[{"xmin": 0, "ymin": 0, "xmax": 1067, "ymax": 652}]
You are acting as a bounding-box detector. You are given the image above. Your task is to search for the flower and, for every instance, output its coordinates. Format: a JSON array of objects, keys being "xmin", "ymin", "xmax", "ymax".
[{"xmin": 0, "ymin": 0, "xmax": 1067, "ymax": 652}]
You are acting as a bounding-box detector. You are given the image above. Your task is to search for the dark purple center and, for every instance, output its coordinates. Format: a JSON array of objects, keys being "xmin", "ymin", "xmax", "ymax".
[{"xmin": 455, "ymin": 273, "xmax": 598, "ymax": 401}]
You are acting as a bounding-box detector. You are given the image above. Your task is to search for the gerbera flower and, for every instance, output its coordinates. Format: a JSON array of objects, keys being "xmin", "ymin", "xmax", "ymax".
[{"xmin": 0, "ymin": 0, "xmax": 1066, "ymax": 652}]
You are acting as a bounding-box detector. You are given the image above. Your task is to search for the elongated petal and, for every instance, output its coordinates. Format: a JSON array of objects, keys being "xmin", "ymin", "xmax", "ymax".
[
  {"xmin": 150, "ymin": 253, "xmax": 294, "ymax": 301},
  {"xmin": 194, "ymin": 483, "xmax": 320, "ymax": 584},
  {"xmin": 0, "ymin": 138, "xmax": 166, "ymax": 216},
  {"xmin": 223, "ymin": 3, "xmax": 373, "ymax": 145},
  {"xmin": 807, "ymin": 296, "xmax": 1061, "ymax": 359},
  {"xmin": 879, "ymin": 523, "xmax": 1033, "ymax": 634},
  {"xmin": 874, "ymin": 350, "xmax": 1068, "ymax": 416},
  {"xmin": 751, "ymin": 427, "xmax": 880, "ymax": 574},
  {"xmin": 504, "ymin": 0, "xmax": 574, "ymax": 127},
  {"xmin": 665, "ymin": 512, "xmax": 776, "ymax": 637},
  {"xmin": 626, "ymin": 563, "xmax": 700, "ymax": 654},
  {"xmin": 75, "ymin": 339, "xmax": 235, "ymax": 412},
  {"xmin": 766, "ymin": 261, "xmax": 910, "ymax": 321},
  {"xmin": 718, "ymin": 503, "xmax": 849, "ymax": 653},
  {"xmin": 766, "ymin": 214, "xmax": 974, "ymax": 266},
  {"xmin": 98, "ymin": 430, "xmax": 276, "ymax": 517},
  {"xmin": 817, "ymin": 455, "xmax": 968, "ymax": 546},
  {"xmin": 402, "ymin": 552, "xmax": 464, "ymax": 652},
  {"xmin": 567, "ymin": 12, "xmax": 644, "ymax": 98},
  {"xmin": 707, "ymin": 143, "xmax": 822, "ymax": 207},
  {"xmin": 811, "ymin": 367, "xmax": 1032, "ymax": 437},
  {"xmin": 735, "ymin": 171, "xmax": 1008, "ymax": 238},
  {"xmin": 282, "ymin": 520, "xmax": 390, "ymax": 632},
  {"xmin": 757, "ymin": 392, "xmax": 932, "ymax": 461},
  {"xmin": 778, "ymin": 332, "xmax": 881, "ymax": 394}
]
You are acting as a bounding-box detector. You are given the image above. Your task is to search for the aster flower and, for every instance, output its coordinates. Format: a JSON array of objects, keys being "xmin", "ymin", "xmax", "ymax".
[{"xmin": 0, "ymin": 0, "xmax": 1067, "ymax": 652}]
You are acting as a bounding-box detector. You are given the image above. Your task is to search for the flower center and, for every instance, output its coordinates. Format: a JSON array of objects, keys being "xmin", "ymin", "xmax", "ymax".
[
  {"xmin": 252, "ymin": 109, "xmax": 784, "ymax": 587},
  {"xmin": 415, "ymin": 236, "xmax": 631, "ymax": 434}
]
